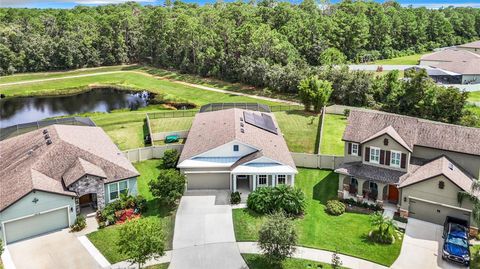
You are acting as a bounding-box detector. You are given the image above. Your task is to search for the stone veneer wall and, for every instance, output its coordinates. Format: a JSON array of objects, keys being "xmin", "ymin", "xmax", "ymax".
[{"xmin": 68, "ymin": 175, "xmax": 106, "ymax": 214}]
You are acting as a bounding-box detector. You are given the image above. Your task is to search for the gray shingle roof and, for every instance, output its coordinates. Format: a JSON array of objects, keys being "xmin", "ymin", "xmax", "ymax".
[
  {"xmin": 178, "ymin": 108, "xmax": 296, "ymax": 169},
  {"xmin": 335, "ymin": 161, "xmax": 407, "ymax": 184},
  {"xmin": 457, "ymin": 40, "xmax": 480, "ymax": 49},
  {"xmin": 0, "ymin": 125, "xmax": 139, "ymax": 211},
  {"xmin": 63, "ymin": 158, "xmax": 107, "ymax": 187},
  {"xmin": 421, "ymin": 49, "xmax": 480, "ymax": 62},
  {"xmin": 343, "ymin": 110, "xmax": 480, "ymax": 156}
]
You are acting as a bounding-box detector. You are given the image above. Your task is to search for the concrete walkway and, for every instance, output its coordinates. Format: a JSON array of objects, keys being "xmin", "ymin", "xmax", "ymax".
[
  {"xmin": 169, "ymin": 190, "xmax": 248, "ymax": 269},
  {"xmin": 110, "ymin": 251, "xmax": 172, "ymax": 269},
  {"xmin": 238, "ymin": 242, "xmax": 387, "ymax": 269}
]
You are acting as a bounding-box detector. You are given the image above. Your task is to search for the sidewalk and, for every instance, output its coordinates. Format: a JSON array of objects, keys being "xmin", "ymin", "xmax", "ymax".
[
  {"xmin": 237, "ymin": 242, "xmax": 388, "ymax": 269},
  {"xmin": 110, "ymin": 251, "xmax": 172, "ymax": 269}
]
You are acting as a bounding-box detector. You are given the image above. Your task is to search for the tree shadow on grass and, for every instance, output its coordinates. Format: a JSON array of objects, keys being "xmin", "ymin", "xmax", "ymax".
[
  {"xmin": 312, "ymin": 172, "xmax": 339, "ymax": 205},
  {"xmin": 144, "ymin": 198, "xmax": 176, "ymax": 218}
]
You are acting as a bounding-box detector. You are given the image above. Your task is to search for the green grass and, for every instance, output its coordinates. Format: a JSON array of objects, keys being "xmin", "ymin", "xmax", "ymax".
[
  {"xmin": 468, "ymin": 91, "xmax": 480, "ymax": 103},
  {"xmin": 242, "ymin": 254, "xmax": 346, "ymax": 269},
  {"xmin": 233, "ymin": 168, "xmax": 403, "ymax": 266},
  {"xmin": 371, "ymin": 53, "xmax": 425, "ymax": 65},
  {"xmin": 145, "ymin": 264, "xmax": 169, "ymax": 269},
  {"xmin": 87, "ymin": 160, "xmax": 176, "ymax": 264},
  {"xmin": 320, "ymin": 114, "xmax": 348, "ymax": 156},
  {"xmin": 471, "ymin": 245, "xmax": 480, "ymax": 269},
  {"xmin": 273, "ymin": 111, "xmax": 320, "ymax": 153},
  {"xmin": 466, "ymin": 105, "xmax": 480, "ymax": 128},
  {"xmin": 150, "ymin": 117, "xmax": 194, "ymax": 133}
]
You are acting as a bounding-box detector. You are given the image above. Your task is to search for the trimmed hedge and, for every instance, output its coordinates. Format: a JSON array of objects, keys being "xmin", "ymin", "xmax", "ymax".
[
  {"xmin": 325, "ymin": 200, "xmax": 346, "ymax": 216},
  {"xmin": 247, "ymin": 185, "xmax": 306, "ymax": 215}
]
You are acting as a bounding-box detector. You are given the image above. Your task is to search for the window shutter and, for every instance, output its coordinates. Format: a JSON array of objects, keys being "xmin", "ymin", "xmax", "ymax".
[
  {"xmin": 365, "ymin": 147, "xmax": 370, "ymax": 162},
  {"xmin": 348, "ymin": 142, "xmax": 352, "ymax": 154},
  {"xmin": 401, "ymin": 153, "xmax": 407, "ymax": 168},
  {"xmin": 385, "ymin": 151, "xmax": 391, "ymax": 166},
  {"xmin": 358, "ymin": 145, "xmax": 362, "ymax": 156},
  {"xmin": 380, "ymin": 150, "xmax": 385, "ymax": 165}
]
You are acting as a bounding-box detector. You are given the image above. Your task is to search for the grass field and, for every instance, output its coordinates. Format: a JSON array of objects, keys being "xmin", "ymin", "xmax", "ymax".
[
  {"xmin": 371, "ymin": 53, "xmax": 425, "ymax": 65},
  {"xmin": 242, "ymin": 254, "xmax": 345, "ymax": 269},
  {"xmin": 469, "ymin": 91, "xmax": 480, "ymax": 103},
  {"xmin": 233, "ymin": 168, "xmax": 403, "ymax": 266},
  {"xmin": 87, "ymin": 160, "xmax": 176, "ymax": 264},
  {"xmin": 273, "ymin": 110, "xmax": 320, "ymax": 153},
  {"xmin": 471, "ymin": 245, "xmax": 480, "ymax": 269},
  {"xmin": 320, "ymin": 114, "xmax": 348, "ymax": 156},
  {"xmin": 146, "ymin": 264, "xmax": 169, "ymax": 269},
  {"xmin": 150, "ymin": 117, "xmax": 194, "ymax": 133}
]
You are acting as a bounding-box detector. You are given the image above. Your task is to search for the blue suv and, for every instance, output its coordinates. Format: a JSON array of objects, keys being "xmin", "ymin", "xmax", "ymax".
[{"xmin": 442, "ymin": 217, "xmax": 470, "ymax": 266}]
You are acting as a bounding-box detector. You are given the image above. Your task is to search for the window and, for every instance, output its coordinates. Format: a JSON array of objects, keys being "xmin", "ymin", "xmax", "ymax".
[
  {"xmin": 351, "ymin": 143, "xmax": 359, "ymax": 156},
  {"xmin": 390, "ymin": 151, "xmax": 401, "ymax": 168},
  {"xmin": 369, "ymin": 147, "xmax": 380, "ymax": 164},
  {"xmin": 109, "ymin": 180, "xmax": 129, "ymax": 201},
  {"xmin": 233, "ymin": 145, "xmax": 239, "ymax": 152},
  {"xmin": 258, "ymin": 175, "xmax": 267, "ymax": 185},
  {"xmin": 277, "ymin": 175, "xmax": 286, "ymax": 185},
  {"xmin": 439, "ymin": 181, "xmax": 445, "ymax": 189}
]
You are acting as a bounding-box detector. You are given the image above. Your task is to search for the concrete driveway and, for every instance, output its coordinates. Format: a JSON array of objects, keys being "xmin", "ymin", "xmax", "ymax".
[
  {"xmin": 169, "ymin": 190, "xmax": 248, "ymax": 269},
  {"xmin": 391, "ymin": 218, "xmax": 465, "ymax": 269},
  {"xmin": 7, "ymin": 229, "xmax": 101, "ymax": 269}
]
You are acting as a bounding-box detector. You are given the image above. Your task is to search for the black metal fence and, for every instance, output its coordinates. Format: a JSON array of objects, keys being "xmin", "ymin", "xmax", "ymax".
[{"xmin": 0, "ymin": 117, "xmax": 96, "ymax": 141}]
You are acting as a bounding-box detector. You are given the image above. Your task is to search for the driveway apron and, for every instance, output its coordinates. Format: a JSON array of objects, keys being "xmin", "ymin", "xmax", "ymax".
[{"xmin": 169, "ymin": 190, "xmax": 248, "ymax": 269}]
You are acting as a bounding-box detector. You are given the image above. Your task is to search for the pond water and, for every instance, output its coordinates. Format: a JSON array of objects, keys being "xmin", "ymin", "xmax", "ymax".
[{"xmin": 0, "ymin": 88, "xmax": 153, "ymax": 128}]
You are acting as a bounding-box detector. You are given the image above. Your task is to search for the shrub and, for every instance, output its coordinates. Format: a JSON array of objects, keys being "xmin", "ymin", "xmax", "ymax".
[
  {"xmin": 98, "ymin": 194, "xmax": 146, "ymax": 226},
  {"xmin": 70, "ymin": 215, "xmax": 87, "ymax": 232},
  {"xmin": 325, "ymin": 200, "xmax": 346, "ymax": 216},
  {"xmin": 369, "ymin": 212, "xmax": 398, "ymax": 244},
  {"xmin": 230, "ymin": 191, "xmax": 241, "ymax": 204},
  {"xmin": 247, "ymin": 185, "xmax": 306, "ymax": 215},
  {"xmin": 0, "ymin": 239, "xmax": 3, "ymax": 255},
  {"xmin": 247, "ymin": 187, "xmax": 274, "ymax": 214},
  {"xmin": 162, "ymin": 149, "xmax": 179, "ymax": 169},
  {"xmin": 258, "ymin": 211, "xmax": 297, "ymax": 264},
  {"xmin": 149, "ymin": 169, "xmax": 186, "ymax": 205}
]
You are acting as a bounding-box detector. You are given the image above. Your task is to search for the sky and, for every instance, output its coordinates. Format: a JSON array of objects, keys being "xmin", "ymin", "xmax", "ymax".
[{"xmin": 1, "ymin": 0, "xmax": 480, "ymax": 9}]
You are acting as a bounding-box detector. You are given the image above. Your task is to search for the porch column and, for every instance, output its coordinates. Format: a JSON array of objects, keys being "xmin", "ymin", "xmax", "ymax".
[
  {"xmin": 338, "ymin": 174, "xmax": 346, "ymax": 199},
  {"xmin": 272, "ymin": 175, "xmax": 276, "ymax": 187},
  {"xmin": 376, "ymin": 182, "xmax": 385, "ymax": 206},
  {"xmin": 232, "ymin": 174, "xmax": 237, "ymax": 192},
  {"xmin": 253, "ymin": 175, "xmax": 257, "ymax": 191},
  {"xmin": 356, "ymin": 178, "xmax": 365, "ymax": 202},
  {"xmin": 291, "ymin": 174, "xmax": 295, "ymax": 187}
]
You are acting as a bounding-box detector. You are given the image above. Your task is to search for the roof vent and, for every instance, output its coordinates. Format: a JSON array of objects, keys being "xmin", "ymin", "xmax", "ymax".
[
  {"xmin": 240, "ymin": 128, "xmax": 245, "ymax": 133},
  {"xmin": 43, "ymin": 129, "xmax": 48, "ymax": 134},
  {"xmin": 240, "ymin": 122, "xmax": 244, "ymax": 127},
  {"xmin": 44, "ymin": 134, "xmax": 50, "ymax": 140},
  {"xmin": 240, "ymin": 117, "xmax": 244, "ymax": 122},
  {"xmin": 46, "ymin": 139, "xmax": 52, "ymax": 145},
  {"xmin": 448, "ymin": 162, "xmax": 454, "ymax": 171}
]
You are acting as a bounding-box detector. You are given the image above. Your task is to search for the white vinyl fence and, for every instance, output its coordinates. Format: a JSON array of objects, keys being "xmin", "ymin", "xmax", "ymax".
[
  {"xmin": 123, "ymin": 144, "xmax": 184, "ymax": 163},
  {"xmin": 290, "ymin": 152, "xmax": 344, "ymax": 170}
]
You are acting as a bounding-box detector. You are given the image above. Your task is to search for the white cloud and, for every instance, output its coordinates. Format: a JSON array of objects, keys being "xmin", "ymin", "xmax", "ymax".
[
  {"xmin": 401, "ymin": 3, "xmax": 480, "ymax": 9},
  {"xmin": 0, "ymin": 0, "xmax": 156, "ymax": 7}
]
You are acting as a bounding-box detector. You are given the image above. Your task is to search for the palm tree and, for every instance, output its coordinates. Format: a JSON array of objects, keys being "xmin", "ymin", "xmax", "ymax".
[
  {"xmin": 369, "ymin": 212, "xmax": 398, "ymax": 244},
  {"xmin": 457, "ymin": 180, "xmax": 480, "ymax": 225}
]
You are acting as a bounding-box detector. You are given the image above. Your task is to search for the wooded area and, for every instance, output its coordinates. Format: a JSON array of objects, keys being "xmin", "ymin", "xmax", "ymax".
[{"xmin": 1, "ymin": 0, "xmax": 479, "ymax": 93}]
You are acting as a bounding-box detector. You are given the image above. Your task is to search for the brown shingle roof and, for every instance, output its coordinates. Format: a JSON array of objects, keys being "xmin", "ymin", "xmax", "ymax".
[
  {"xmin": 63, "ymin": 158, "xmax": 107, "ymax": 187},
  {"xmin": 178, "ymin": 108, "xmax": 296, "ymax": 169},
  {"xmin": 433, "ymin": 59, "xmax": 480, "ymax": 75},
  {"xmin": 335, "ymin": 162, "xmax": 407, "ymax": 184},
  {"xmin": 399, "ymin": 156, "xmax": 474, "ymax": 191},
  {"xmin": 343, "ymin": 110, "xmax": 480, "ymax": 156},
  {"xmin": 361, "ymin": 125, "xmax": 412, "ymax": 152},
  {"xmin": 421, "ymin": 49, "xmax": 480, "ymax": 62},
  {"xmin": 458, "ymin": 40, "xmax": 480, "ymax": 49},
  {"xmin": 0, "ymin": 125, "xmax": 139, "ymax": 211}
]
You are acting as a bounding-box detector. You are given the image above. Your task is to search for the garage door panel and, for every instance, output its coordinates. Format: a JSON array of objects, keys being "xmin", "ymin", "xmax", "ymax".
[
  {"xmin": 409, "ymin": 199, "xmax": 470, "ymax": 225},
  {"xmin": 187, "ymin": 173, "xmax": 230, "ymax": 190},
  {"xmin": 5, "ymin": 207, "xmax": 69, "ymax": 244}
]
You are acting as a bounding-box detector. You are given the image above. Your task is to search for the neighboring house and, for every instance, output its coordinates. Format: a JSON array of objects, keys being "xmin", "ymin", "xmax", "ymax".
[
  {"xmin": 335, "ymin": 110, "xmax": 480, "ymax": 230},
  {"xmin": 457, "ymin": 40, "xmax": 480, "ymax": 55},
  {"xmin": 177, "ymin": 106, "xmax": 297, "ymax": 192},
  {"xmin": 0, "ymin": 125, "xmax": 139, "ymax": 244},
  {"xmin": 419, "ymin": 49, "xmax": 480, "ymax": 84}
]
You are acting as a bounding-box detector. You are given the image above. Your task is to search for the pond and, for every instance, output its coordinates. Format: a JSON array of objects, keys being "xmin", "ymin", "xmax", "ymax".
[{"xmin": 0, "ymin": 88, "xmax": 153, "ymax": 128}]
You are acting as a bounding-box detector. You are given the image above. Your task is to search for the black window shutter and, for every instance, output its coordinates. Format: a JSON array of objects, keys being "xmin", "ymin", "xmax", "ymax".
[
  {"xmin": 380, "ymin": 150, "xmax": 385, "ymax": 165},
  {"xmin": 386, "ymin": 151, "xmax": 391, "ymax": 166},
  {"xmin": 365, "ymin": 147, "xmax": 370, "ymax": 162},
  {"xmin": 401, "ymin": 153, "xmax": 407, "ymax": 168},
  {"xmin": 348, "ymin": 143, "xmax": 352, "ymax": 154},
  {"xmin": 358, "ymin": 145, "xmax": 362, "ymax": 156}
]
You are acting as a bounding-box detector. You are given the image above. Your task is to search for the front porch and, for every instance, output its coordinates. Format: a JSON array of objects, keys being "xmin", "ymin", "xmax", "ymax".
[
  {"xmin": 231, "ymin": 173, "xmax": 295, "ymax": 193},
  {"xmin": 337, "ymin": 174, "xmax": 400, "ymax": 208}
]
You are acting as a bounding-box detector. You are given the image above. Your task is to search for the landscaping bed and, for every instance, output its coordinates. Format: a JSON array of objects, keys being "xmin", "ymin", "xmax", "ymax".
[
  {"xmin": 242, "ymin": 254, "xmax": 345, "ymax": 269},
  {"xmin": 320, "ymin": 114, "xmax": 347, "ymax": 155},
  {"xmin": 87, "ymin": 160, "xmax": 176, "ymax": 264},
  {"xmin": 233, "ymin": 168, "xmax": 403, "ymax": 266}
]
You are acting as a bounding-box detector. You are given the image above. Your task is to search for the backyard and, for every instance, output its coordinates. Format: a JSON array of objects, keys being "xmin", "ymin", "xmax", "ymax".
[
  {"xmin": 273, "ymin": 110, "xmax": 320, "ymax": 153},
  {"xmin": 370, "ymin": 53, "xmax": 425, "ymax": 65},
  {"xmin": 469, "ymin": 91, "xmax": 480, "ymax": 103},
  {"xmin": 150, "ymin": 116, "xmax": 194, "ymax": 133},
  {"xmin": 232, "ymin": 168, "xmax": 403, "ymax": 266},
  {"xmin": 320, "ymin": 114, "xmax": 348, "ymax": 156},
  {"xmin": 87, "ymin": 159, "xmax": 175, "ymax": 264}
]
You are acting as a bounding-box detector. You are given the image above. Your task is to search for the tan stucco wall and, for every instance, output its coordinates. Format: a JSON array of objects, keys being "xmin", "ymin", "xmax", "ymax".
[
  {"xmin": 362, "ymin": 134, "xmax": 410, "ymax": 172},
  {"xmin": 412, "ymin": 146, "xmax": 480, "ymax": 179},
  {"xmin": 343, "ymin": 142, "xmax": 362, "ymax": 163}
]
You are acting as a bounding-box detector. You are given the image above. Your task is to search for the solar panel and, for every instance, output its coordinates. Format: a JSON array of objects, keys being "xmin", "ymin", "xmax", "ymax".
[{"xmin": 243, "ymin": 111, "xmax": 277, "ymax": 134}]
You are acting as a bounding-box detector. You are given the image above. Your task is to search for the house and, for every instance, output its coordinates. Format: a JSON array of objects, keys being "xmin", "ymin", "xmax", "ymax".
[
  {"xmin": 0, "ymin": 125, "xmax": 139, "ymax": 244},
  {"xmin": 177, "ymin": 106, "xmax": 297, "ymax": 192},
  {"xmin": 335, "ymin": 110, "xmax": 480, "ymax": 230},
  {"xmin": 419, "ymin": 49, "xmax": 480, "ymax": 84},
  {"xmin": 457, "ymin": 40, "xmax": 480, "ymax": 55}
]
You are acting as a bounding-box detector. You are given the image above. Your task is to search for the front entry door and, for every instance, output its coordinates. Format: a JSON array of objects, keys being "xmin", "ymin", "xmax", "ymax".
[{"xmin": 388, "ymin": 185, "xmax": 399, "ymax": 203}]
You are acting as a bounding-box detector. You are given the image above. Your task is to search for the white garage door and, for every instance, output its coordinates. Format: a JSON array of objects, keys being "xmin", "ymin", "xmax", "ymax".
[
  {"xmin": 187, "ymin": 173, "xmax": 230, "ymax": 190},
  {"xmin": 4, "ymin": 207, "xmax": 69, "ymax": 244},
  {"xmin": 409, "ymin": 198, "xmax": 470, "ymax": 225}
]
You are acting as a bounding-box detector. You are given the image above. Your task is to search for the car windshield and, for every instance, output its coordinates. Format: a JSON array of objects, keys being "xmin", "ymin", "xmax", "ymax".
[{"xmin": 446, "ymin": 235, "xmax": 468, "ymax": 248}]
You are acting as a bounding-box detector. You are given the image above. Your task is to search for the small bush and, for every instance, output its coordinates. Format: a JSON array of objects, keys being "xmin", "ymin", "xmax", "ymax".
[
  {"xmin": 326, "ymin": 200, "xmax": 346, "ymax": 216},
  {"xmin": 149, "ymin": 169, "xmax": 186, "ymax": 205},
  {"xmin": 162, "ymin": 149, "xmax": 179, "ymax": 169},
  {"xmin": 247, "ymin": 187, "xmax": 274, "ymax": 214},
  {"xmin": 70, "ymin": 215, "xmax": 87, "ymax": 232},
  {"xmin": 97, "ymin": 194, "xmax": 146, "ymax": 226},
  {"xmin": 230, "ymin": 191, "xmax": 241, "ymax": 204},
  {"xmin": 247, "ymin": 185, "xmax": 306, "ymax": 215}
]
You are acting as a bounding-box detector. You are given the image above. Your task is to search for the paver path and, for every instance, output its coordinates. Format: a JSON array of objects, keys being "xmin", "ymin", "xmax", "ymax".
[{"xmin": 169, "ymin": 190, "xmax": 248, "ymax": 269}]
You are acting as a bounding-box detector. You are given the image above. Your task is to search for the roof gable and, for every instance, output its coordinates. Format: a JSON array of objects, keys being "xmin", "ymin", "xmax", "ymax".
[{"xmin": 361, "ymin": 125, "xmax": 412, "ymax": 152}]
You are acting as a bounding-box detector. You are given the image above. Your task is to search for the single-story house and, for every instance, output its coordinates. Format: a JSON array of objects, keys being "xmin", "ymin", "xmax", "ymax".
[
  {"xmin": 177, "ymin": 106, "xmax": 297, "ymax": 192},
  {"xmin": 0, "ymin": 125, "xmax": 139, "ymax": 244}
]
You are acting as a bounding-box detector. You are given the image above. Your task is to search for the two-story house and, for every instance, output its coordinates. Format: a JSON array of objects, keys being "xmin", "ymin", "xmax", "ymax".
[{"xmin": 335, "ymin": 110, "xmax": 480, "ymax": 229}]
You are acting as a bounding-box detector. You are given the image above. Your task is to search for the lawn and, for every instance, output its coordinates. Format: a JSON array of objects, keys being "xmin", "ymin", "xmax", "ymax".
[
  {"xmin": 146, "ymin": 263, "xmax": 169, "ymax": 269},
  {"xmin": 469, "ymin": 91, "xmax": 480, "ymax": 103},
  {"xmin": 371, "ymin": 53, "xmax": 425, "ymax": 65},
  {"xmin": 466, "ymin": 105, "xmax": 480, "ymax": 128},
  {"xmin": 242, "ymin": 254, "xmax": 345, "ymax": 269},
  {"xmin": 320, "ymin": 114, "xmax": 348, "ymax": 156},
  {"xmin": 232, "ymin": 168, "xmax": 403, "ymax": 266},
  {"xmin": 471, "ymin": 245, "xmax": 480, "ymax": 269},
  {"xmin": 87, "ymin": 159, "xmax": 176, "ymax": 264},
  {"xmin": 150, "ymin": 117, "xmax": 194, "ymax": 133},
  {"xmin": 273, "ymin": 110, "xmax": 320, "ymax": 153}
]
